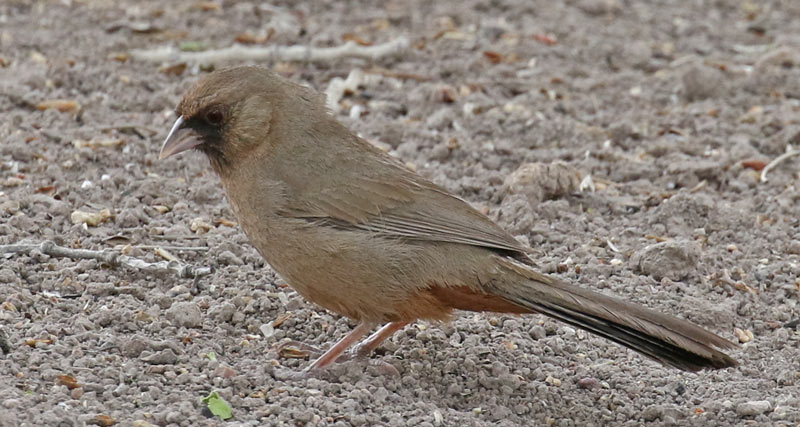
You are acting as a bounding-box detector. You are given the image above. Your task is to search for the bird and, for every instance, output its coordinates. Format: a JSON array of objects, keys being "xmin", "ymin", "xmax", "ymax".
[{"xmin": 159, "ymin": 66, "xmax": 737, "ymax": 373}]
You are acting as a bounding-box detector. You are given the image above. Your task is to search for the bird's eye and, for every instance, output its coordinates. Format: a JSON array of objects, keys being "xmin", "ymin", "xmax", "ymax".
[{"xmin": 205, "ymin": 109, "xmax": 224, "ymax": 126}]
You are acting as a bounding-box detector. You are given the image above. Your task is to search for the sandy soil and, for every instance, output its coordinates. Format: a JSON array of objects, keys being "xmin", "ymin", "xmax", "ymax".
[{"xmin": 1, "ymin": 0, "xmax": 800, "ymax": 425}]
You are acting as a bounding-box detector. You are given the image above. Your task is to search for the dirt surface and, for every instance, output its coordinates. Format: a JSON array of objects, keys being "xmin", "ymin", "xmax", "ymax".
[{"xmin": 1, "ymin": 0, "xmax": 800, "ymax": 425}]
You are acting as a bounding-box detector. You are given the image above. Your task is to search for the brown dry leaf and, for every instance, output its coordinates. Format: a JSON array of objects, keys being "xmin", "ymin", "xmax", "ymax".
[
  {"xmin": 195, "ymin": 1, "xmax": 221, "ymax": 11},
  {"xmin": 214, "ymin": 218, "xmax": 237, "ymax": 227},
  {"xmin": 56, "ymin": 374, "xmax": 81, "ymax": 390},
  {"xmin": 36, "ymin": 99, "xmax": 80, "ymax": 113},
  {"xmin": 534, "ymin": 33, "xmax": 558, "ymax": 46},
  {"xmin": 278, "ymin": 346, "xmax": 311, "ymax": 359},
  {"xmin": 644, "ymin": 235, "xmax": 669, "ymax": 243},
  {"xmin": 25, "ymin": 338, "xmax": 54, "ymax": 347},
  {"xmin": 741, "ymin": 160, "xmax": 767, "ymax": 171},
  {"xmin": 483, "ymin": 50, "xmax": 503, "ymax": 64},
  {"xmin": 440, "ymin": 86, "xmax": 457, "ymax": 103},
  {"xmin": 155, "ymin": 30, "xmax": 189, "ymax": 41},
  {"xmin": 271, "ymin": 313, "xmax": 292, "ymax": 327},
  {"xmin": 342, "ymin": 33, "xmax": 372, "ymax": 46},
  {"xmin": 734, "ymin": 281, "xmax": 758, "ymax": 295},
  {"xmin": 159, "ymin": 63, "xmax": 187, "ymax": 76},
  {"xmin": 35, "ymin": 185, "xmax": 56, "ymax": 196},
  {"xmin": 73, "ymin": 138, "xmax": 125, "ymax": 149},
  {"xmin": 110, "ymin": 52, "xmax": 128, "ymax": 62},
  {"xmin": 91, "ymin": 415, "xmax": 116, "ymax": 427},
  {"xmin": 213, "ymin": 365, "xmax": 237, "ymax": 378},
  {"xmin": 234, "ymin": 32, "xmax": 260, "ymax": 44}
]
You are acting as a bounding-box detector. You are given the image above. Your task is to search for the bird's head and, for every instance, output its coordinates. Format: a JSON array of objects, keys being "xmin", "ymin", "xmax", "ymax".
[{"xmin": 159, "ymin": 66, "xmax": 321, "ymax": 173}]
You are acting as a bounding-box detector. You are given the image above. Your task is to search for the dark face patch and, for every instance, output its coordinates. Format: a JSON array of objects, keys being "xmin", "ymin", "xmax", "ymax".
[{"xmin": 183, "ymin": 106, "xmax": 230, "ymax": 168}]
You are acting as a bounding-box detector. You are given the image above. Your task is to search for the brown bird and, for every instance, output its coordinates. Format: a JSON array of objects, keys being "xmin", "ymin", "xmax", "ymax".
[{"xmin": 159, "ymin": 66, "xmax": 737, "ymax": 373}]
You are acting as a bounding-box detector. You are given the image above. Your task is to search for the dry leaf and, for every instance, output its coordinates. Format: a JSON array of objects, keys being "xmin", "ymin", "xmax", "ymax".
[
  {"xmin": 159, "ymin": 63, "xmax": 187, "ymax": 76},
  {"xmin": 35, "ymin": 185, "xmax": 56, "ymax": 196},
  {"xmin": 342, "ymin": 33, "xmax": 373, "ymax": 46},
  {"xmin": 110, "ymin": 53, "xmax": 128, "ymax": 62},
  {"xmin": 213, "ymin": 365, "xmax": 237, "ymax": 378},
  {"xmin": 440, "ymin": 87, "xmax": 457, "ymax": 103},
  {"xmin": 271, "ymin": 313, "xmax": 292, "ymax": 327},
  {"xmin": 25, "ymin": 338, "xmax": 54, "ymax": 347},
  {"xmin": 91, "ymin": 415, "xmax": 116, "ymax": 427},
  {"xmin": 73, "ymin": 138, "xmax": 125, "ymax": 148},
  {"xmin": 196, "ymin": 1, "xmax": 221, "ymax": 11},
  {"xmin": 483, "ymin": 50, "xmax": 503, "ymax": 64},
  {"xmin": 741, "ymin": 160, "xmax": 767, "ymax": 171},
  {"xmin": 534, "ymin": 33, "xmax": 558, "ymax": 46},
  {"xmin": 234, "ymin": 33, "xmax": 260, "ymax": 44},
  {"xmin": 56, "ymin": 374, "xmax": 81, "ymax": 390},
  {"xmin": 36, "ymin": 99, "xmax": 80, "ymax": 113},
  {"xmin": 214, "ymin": 218, "xmax": 237, "ymax": 227},
  {"xmin": 278, "ymin": 346, "xmax": 311, "ymax": 359}
]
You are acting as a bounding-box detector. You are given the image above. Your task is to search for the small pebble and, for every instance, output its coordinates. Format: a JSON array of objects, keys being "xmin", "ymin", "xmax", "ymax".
[
  {"xmin": 577, "ymin": 377, "xmax": 600, "ymax": 389},
  {"xmin": 166, "ymin": 302, "xmax": 202, "ymax": 328},
  {"xmin": 736, "ymin": 400, "xmax": 772, "ymax": 417}
]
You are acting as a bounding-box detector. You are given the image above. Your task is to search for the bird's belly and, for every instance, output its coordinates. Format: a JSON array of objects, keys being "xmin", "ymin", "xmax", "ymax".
[{"xmin": 244, "ymin": 219, "xmax": 458, "ymax": 322}]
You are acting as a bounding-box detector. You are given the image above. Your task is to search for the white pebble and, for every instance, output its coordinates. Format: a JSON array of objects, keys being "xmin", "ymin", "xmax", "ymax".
[{"xmin": 349, "ymin": 105, "xmax": 362, "ymax": 119}]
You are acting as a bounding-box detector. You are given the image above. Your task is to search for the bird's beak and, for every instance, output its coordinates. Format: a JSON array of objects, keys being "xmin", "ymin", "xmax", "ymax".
[{"xmin": 159, "ymin": 116, "xmax": 204, "ymax": 159}]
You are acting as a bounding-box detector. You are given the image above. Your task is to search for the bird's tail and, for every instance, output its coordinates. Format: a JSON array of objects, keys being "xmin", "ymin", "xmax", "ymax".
[{"xmin": 435, "ymin": 256, "xmax": 738, "ymax": 371}]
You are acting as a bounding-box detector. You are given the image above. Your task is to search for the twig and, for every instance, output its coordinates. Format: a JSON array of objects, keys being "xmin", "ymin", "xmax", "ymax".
[
  {"xmin": 130, "ymin": 37, "xmax": 409, "ymax": 65},
  {"xmin": 95, "ymin": 124, "xmax": 159, "ymax": 138},
  {"xmin": 1, "ymin": 241, "xmax": 212, "ymax": 279},
  {"xmin": 365, "ymin": 67, "xmax": 431, "ymax": 81},
  {"xmin": 761, "ymin": 149, "xmax": 800, "ymax": 183},
  {"xmin": 132, "ymin": 245, "xmax": 209, "ymax": 252}
]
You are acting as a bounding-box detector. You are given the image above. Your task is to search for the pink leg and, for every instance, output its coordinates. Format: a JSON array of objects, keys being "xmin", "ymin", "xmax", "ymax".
[
  {"xmin": 352, "ymin": 321, "xmax": 410, "ymax": 357},
  {"xmin": 305, "ymin": 322, "xmax": 374, "ymax": 372}
]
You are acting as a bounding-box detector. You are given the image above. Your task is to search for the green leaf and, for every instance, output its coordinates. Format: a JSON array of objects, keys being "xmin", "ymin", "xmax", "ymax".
[
  {"xmin": 179, "ymin": 41, "xmax": 207, "ymax": 52},
  {"xmin": 203, "ymin": 391, "xmax": 233, "ymax": 420},
  {"xmin": 207, "ymin": 351, "xmax": 217, "ymax": 362}
]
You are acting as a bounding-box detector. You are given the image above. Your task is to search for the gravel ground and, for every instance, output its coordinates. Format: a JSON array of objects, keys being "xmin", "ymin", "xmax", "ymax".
[{"xmin": 1, "ymin": 0, "xmax": 800, "ymax": 426}]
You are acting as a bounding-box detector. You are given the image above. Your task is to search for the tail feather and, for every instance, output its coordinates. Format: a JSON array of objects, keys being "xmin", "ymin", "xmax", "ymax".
[{"xmin": 492, "ymin": 257, "xmax": 738, "ymax": 371}]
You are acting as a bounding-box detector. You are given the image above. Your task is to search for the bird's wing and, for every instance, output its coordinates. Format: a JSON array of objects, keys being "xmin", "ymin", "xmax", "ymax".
[{"xmin": 277, "ymin": 139, "xmax": 529, "ymax": 256}]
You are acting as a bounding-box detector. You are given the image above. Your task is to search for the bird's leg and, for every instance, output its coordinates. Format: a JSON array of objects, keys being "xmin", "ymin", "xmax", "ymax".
[
  {"xmin": 351, "ymin": 321, "xmax": 410, "ymax": 358},
  {"xmin": 305, "ymin": 321, "xmax": 375, "ymax": 372}
]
